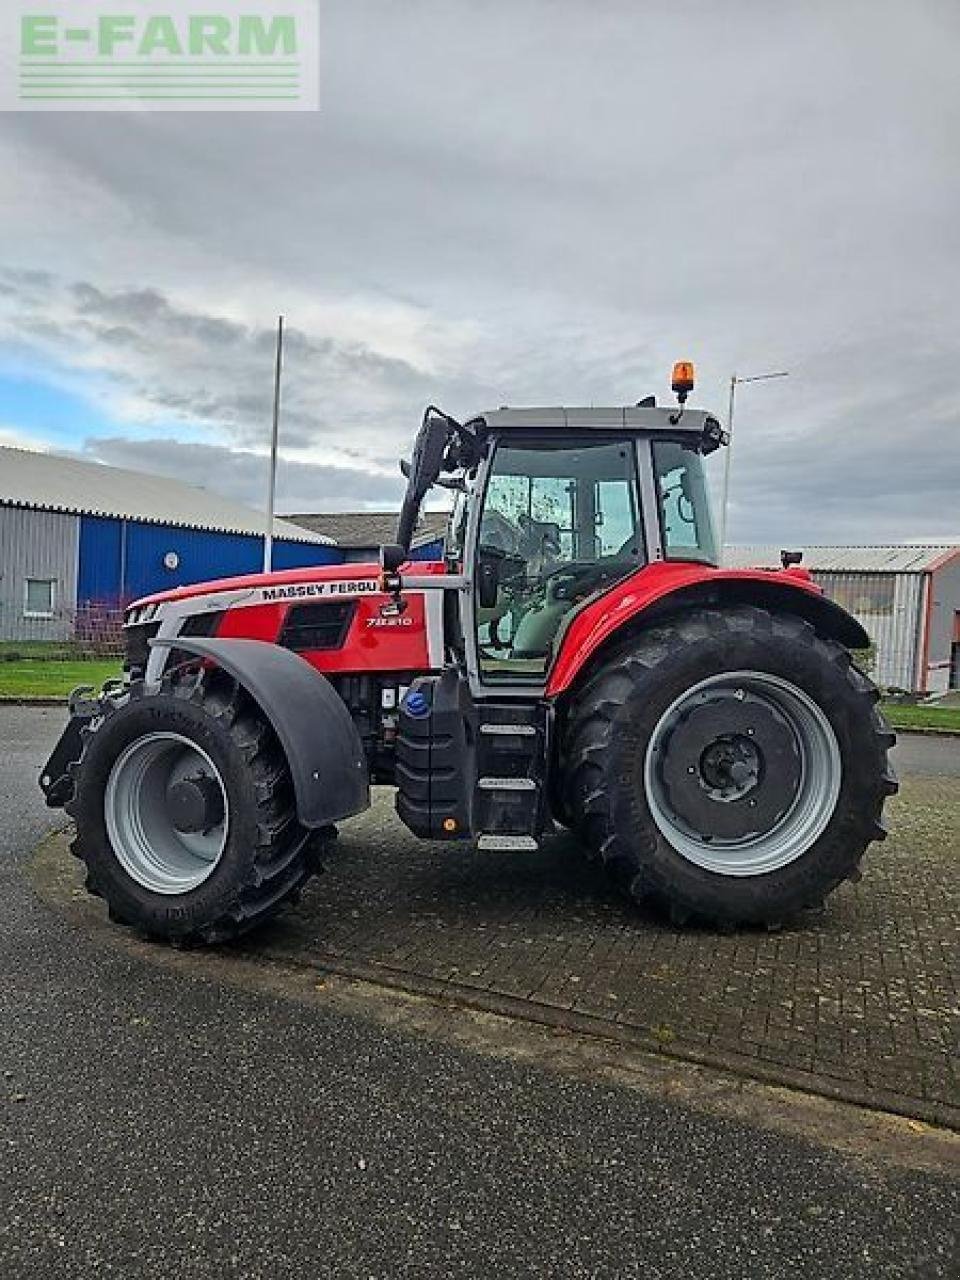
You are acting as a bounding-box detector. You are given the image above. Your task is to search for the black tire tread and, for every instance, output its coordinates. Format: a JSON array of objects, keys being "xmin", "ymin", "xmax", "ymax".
[
  {"xmin": 563, "ymin": 605, "xmax": 896, "ymax": 927},
  {"xmin": 67, "ymin": 668, "xmax": 323, "ymax": 945}
]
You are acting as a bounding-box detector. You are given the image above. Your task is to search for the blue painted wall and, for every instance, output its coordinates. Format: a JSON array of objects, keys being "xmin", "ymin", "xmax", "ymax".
[
  {"xmin": 77, "ymin": 516, "xmax": 123, "ymax": 602},
  {"xmin": 410, "ymin": 538, "xmax": 445, "ymax": 561},
  {"xmin": 272, "ymin": 539, "xmax": 342, "ymax": 571},
  {"xmin": 77, "ymin": 515, "xmax": 339, "ymax": 604}
]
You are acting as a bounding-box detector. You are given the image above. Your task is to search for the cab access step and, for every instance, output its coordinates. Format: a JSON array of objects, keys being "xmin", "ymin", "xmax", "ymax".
[{"xmin": 395, "ymin": 670, "xmax": 550, "ymax": 850}]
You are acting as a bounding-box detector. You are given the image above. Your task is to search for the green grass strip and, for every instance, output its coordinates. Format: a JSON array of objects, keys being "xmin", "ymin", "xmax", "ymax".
[
  {"xmin": 0, "ymin": 659, "xmax": 120, "ymax": 699},
  {"xmin": 881, "ymin": 703, "xmax": 960, "ymax": 732}
]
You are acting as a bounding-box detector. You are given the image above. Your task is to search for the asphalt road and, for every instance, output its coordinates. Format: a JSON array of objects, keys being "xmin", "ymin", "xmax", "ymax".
[
  {"xmin": 890, "ymin": 731, "xmax": 960, "ymax": 777},
  {"xmin": 1, "ymin": 706, "xmax": 957, "ymax": 1279}
]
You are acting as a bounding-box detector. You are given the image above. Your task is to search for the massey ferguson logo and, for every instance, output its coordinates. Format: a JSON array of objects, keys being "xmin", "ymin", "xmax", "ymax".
[{"xmin": 260, "ymin": 580, "xmax": 380, "ymax": 602}]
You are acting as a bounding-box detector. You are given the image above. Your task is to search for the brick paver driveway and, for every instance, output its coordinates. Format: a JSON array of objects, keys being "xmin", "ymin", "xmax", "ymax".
[
  {"xmin": 31, "ymin": 722, "xmax": 958, "ymax": 1127},
  {"xmin": 252, "ymin": 773, "xmax": 959, "ymax": 1126}
]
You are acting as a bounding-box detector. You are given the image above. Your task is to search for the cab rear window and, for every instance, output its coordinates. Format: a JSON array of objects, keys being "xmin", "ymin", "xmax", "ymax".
[{"xmin": 652, "ymin": 441, "xmax": 719, "ymax": 565}]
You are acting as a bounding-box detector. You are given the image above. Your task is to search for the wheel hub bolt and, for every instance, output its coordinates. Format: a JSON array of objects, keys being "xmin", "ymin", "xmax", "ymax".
[{"xmin": 167, "ymin": 772, "xmax": 224, "ymax": 835}]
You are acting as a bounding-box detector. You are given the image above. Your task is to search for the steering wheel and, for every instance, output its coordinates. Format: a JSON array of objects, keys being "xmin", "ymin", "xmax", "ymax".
[
  {"xmin": 541, "ymin": 551, "xmax": 643, "ymax": 601},
  {"xmin": 539, "ymin": 561, "xmax": 604, "ymax": 602}
]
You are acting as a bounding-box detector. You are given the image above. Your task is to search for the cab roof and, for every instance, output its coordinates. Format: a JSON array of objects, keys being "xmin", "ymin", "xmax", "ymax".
[{"xmin": 468, "ymin": 405, "xmax": 720, "ymax": 434}]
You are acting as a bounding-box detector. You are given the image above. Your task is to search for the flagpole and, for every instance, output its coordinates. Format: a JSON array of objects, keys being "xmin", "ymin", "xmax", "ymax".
[{"xmin": 263, "ymin": 314, "xmax": 284, "ymax": 573}]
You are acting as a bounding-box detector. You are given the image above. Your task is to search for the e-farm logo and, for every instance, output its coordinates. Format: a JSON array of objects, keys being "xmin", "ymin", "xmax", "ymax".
[{"xmin": 4, "ymin": 2, "xmax": 319, "ymax": 111}]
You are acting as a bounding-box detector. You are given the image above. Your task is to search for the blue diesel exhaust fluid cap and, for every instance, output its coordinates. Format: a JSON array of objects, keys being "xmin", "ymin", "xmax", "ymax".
[{"xmin": 404, "ymin": 690, "xmax": 431, "ymax": 718}]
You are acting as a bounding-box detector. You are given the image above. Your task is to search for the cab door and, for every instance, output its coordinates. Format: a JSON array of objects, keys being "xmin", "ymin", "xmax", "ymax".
[{"xmin": 472, "ymin": 436, "xmax": 645, "ymax": 683}]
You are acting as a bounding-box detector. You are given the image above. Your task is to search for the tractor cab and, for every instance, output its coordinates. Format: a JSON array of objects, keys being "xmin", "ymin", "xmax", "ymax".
[{"xmin": 389, "ymin": 392, "xmax": 726, "ymax": 686}]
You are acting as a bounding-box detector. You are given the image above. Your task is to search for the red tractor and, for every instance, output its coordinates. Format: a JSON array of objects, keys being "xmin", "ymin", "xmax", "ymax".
[{"xmin": 41, "ymin": 371, "xmax": 897, "ymax": 945}]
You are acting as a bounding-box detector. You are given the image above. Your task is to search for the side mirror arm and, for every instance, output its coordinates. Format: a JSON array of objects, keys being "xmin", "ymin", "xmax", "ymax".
[{"xmin": 378, "ymin": 544, "xmax": 409, "ymax": 616}]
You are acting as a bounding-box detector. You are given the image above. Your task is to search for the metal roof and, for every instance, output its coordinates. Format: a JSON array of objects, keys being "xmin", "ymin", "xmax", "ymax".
[
  {"xmin": 0, "ymin": 446, "xmax": 334, "ymax": 545},
  {"xmin": 725, "ymin": 545, "xmax": 960, "ymax": 573},
  {"xmin": 286, "ymin": 510, "xmax": 449, "ymax": 549}
]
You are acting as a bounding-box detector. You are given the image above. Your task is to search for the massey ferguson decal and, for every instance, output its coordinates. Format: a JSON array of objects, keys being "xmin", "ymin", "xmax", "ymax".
[{"xmin": 259, "ymin": 580, "xmax": 380, "ymax": 602}]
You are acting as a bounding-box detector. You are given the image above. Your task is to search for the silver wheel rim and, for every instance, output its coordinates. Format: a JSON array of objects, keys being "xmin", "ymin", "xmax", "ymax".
[
  {"xmin": 644, "ymin": 671, "xmax": 841, "ymax": 876},
  {"xmin": 104, "ymin": 732, "xmax": 229, "ymax": 894}
]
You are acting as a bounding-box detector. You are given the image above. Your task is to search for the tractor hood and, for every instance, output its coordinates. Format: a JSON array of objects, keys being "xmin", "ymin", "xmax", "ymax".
[{"xmin": 126, "ymin": 560, "xmax": 446, "ymax": 620}]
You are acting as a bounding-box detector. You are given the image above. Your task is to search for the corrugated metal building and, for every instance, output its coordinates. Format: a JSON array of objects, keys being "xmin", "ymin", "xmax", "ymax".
[
  {"xmin": 286, "ymin": 511, "xmax": 449, "ymax": 562},
  {"xmin": 0, "ymin": 446, "xmax": 338, "ymax": 642},
  {"xmin": 726, "ymin": 545, "xmax": 960, "ymax": 693}
]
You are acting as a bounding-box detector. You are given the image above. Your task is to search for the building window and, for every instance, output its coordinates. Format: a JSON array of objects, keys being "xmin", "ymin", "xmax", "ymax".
[
  {"xmin": 818, "ymin": 573, "xmax": 895, "ymax": 617},
  {"xmin": 24, "ymin": 578, "xmax": 56, "ymax": 619}
]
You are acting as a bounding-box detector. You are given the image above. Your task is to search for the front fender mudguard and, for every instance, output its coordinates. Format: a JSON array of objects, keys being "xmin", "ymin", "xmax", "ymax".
[{"xmin": 152, "ymin": 637, "xmax": 370, "ymax": 828}]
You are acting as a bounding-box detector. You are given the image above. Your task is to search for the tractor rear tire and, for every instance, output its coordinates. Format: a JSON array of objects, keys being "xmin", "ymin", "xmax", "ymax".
[
  {"xmin": 66, "ymin": 667, "xmax": 323, "ymax": 945},
  {"xmin": 563, "ymin": 606, "xmax": 897, "ymax": 927}
]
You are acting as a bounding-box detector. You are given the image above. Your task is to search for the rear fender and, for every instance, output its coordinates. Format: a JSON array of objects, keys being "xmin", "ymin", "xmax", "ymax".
[
  {"xmin": 546, "ymin": 564, "xmax": 871, "ymax": 698},
  {"xmin": 152, "ymin": 637, "xmax": 370, "ymax": 828}
]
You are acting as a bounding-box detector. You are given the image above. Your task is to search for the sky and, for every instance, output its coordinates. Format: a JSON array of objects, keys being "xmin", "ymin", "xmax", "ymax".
[{"xmin": 1, "ymin": 0, "xmax": 958, "ymax": 543}]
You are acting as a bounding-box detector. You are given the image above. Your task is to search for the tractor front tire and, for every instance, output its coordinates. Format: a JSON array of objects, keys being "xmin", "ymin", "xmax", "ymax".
[
  {"xmin": 67, "ymin": 667, "xmax": 323, "ymax": 946},
  {"xmin": 564, "ymin": 606, "xmax": 897, "ymax": 928}
]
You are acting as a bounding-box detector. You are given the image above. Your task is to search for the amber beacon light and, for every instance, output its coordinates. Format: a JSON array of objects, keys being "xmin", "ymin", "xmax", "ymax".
[{"xmin": 671, "ymin": 361, "xmax": 696, "ymax": 403}]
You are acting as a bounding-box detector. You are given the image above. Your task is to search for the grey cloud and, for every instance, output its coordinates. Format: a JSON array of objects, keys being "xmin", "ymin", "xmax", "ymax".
[
  {"xmin": 0, "ymin": 269, "xmax": 450, "ymax": 453},
  {"xmin": 0, "ymin": 1, "xmax": 958, "ymax": 543},
  {"xmin": 3, "ymin": 268, "xmax": 54, "ymax": 289},
  {"xmin": 722, "ymin": 328, "xmax": 960, "ymax": 543},
  {"xmin": 84, "ymin": 436, "xmax": 406, "ymax": 514}
]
